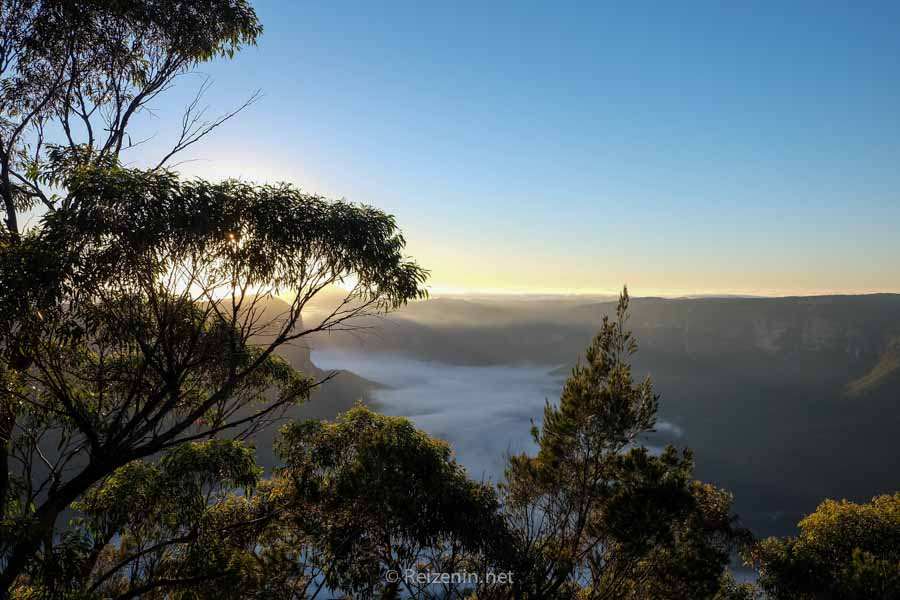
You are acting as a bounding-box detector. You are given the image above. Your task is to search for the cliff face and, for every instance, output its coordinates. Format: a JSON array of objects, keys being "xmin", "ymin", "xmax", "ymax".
[
  {"xmin": 304, "ymin": 294, "xmax": 900, "ymax": 537},
  {"xmin": 609, "ymin": 296, "xmax": 900, "ymax": 398},
  {"xmin": 307, "ymin": 294, "xmax": 900, "ymax": 391},
  {"xmin": 846, "ymin": 336, "xmax": 900, "ymax": 397},
  {"xmin": 617, "ymin": 296, "xmax": 895, "ymax": 355}
]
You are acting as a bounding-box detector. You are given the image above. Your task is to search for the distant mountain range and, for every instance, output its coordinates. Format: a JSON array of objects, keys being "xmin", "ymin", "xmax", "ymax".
[
  {"xmin": 293, "ymin": 293, "xmax": 900, "ymax": 537},
  {"xmin": 306, "ymin": 293, "xmax": 900, "ymax": 393}
]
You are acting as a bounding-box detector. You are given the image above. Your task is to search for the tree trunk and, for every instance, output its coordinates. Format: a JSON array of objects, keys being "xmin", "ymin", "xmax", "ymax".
[{"xmin": 0, "ymin": 460, "xmax": 110, "ymax": 598}]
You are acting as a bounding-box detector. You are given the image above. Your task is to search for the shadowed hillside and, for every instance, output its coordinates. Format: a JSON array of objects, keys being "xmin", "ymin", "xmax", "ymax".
[
  {"xmin": 846, "ymin": 335, "xmax": 900, "ymax": 397},
  {"xmin": 304, "ymin": 294, "xmax": 900, "ymax": 537}
]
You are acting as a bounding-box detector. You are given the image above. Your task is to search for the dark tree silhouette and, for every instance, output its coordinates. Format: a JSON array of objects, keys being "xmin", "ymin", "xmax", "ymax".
[
  {"xmin": 495, "ymin": 290, "xmax": 749, "ymax": 599},
  {"xmin": 1, "ymin": 0, "xmax": 263, "ymax": 551},
  {"xmin": 0, "ymin": 2, "xmax": 428, "ymax": 595},
  {"xmin": 750, "ymin": 493, "xmax": 900, "ymax": 600},
  {"xmin": 0, "ymin": 163, "xmax": 427, "ymax": 595}
]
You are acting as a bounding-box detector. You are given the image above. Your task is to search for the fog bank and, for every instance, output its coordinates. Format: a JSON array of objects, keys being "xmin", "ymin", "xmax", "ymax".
[{"xmin": 311, "ymin": 350, "xmax": 683, "ymax": 481}]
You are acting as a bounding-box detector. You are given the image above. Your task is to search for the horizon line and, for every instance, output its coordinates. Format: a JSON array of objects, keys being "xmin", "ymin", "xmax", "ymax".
[{"xmin": 421, "ymin": 285, "xmax": 900, "ymax": 299}]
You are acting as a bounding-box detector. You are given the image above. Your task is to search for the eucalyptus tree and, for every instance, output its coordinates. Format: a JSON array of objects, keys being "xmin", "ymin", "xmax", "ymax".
[
  {"xmin": 750, "ymin": 493, "xmax": 900, "ymax": 599},
  {"xmin": 263, "ymin": 406, "xmax": 511, "ymax": 599},
  {"xmin": 23, "ymin": 405, "xmax": 507, "ymax": 599},
  {"xmin": 0, "ymin": 0, "xmax": 262, "ymax": 234},
  {"xmin": 45, "ymin": 438, "xmax": 265, "ymax": 599},
  {"xmin": 2, "ymin": 0, "xmax": 264, "ymax": 554},
  {"xmin": 0, "ymin": 1, "xmax": 430, "ymax": 596},
  {"xmin": 0, "ymin": 162, "xmax": 427, "ymax": 595}
]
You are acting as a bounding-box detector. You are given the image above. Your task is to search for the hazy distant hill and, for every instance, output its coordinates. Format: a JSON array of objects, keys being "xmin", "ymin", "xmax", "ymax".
[
  {"xmin": 304, "ymin": 293, "xmax": 900, "ymax": 537},
  {"xmin": 237, "ymin": 298, "xmax": 381, "ymax": 471},
  {"xmin": 309, "ymin": 294, "xmax": 900, "ymax": 386}
]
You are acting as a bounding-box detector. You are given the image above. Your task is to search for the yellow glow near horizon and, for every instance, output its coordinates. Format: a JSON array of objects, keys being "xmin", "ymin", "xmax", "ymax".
[
  {"xmin": 420, "ymin": 285, "xmax": 898, "ymax": 299},
  {"xmin": 175, "ymin": 160, "xmax": 900, "ymax": 300}
]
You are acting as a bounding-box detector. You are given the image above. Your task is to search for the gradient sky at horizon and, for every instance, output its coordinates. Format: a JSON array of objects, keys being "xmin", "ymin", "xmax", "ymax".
[{"xmin": 122, "ymin": 1, "xmax": 900, "ymax": 296}]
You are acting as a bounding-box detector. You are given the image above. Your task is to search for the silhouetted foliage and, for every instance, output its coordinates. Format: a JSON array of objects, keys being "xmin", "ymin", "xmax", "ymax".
[
  {"xmin": 2, "ymin": 3, "xmax": 266, "ymax": 594},
  {"xmin": 494, "ymin": 290, "xmax": 749, "ymax": 599},
  {"xmin": 269, "ymin": 406, "xmax": 511, "ymax": 598},
  {"xmin": 0, "ymin": 1, "xmax": 430, "ymax": 595},
  {"xmin": 19, "ymin": 406, "xmax": 507, "ymax": 599},
  {"xmin": 0, "ymin": 164, "xmax": 427, "ymax": 595},
  {"xmin": 750, "ymin": 493, "xmax": 900, "ymax": 600},
  {"xmin": 1, "ymin": 0, "xmax": 262, "ymax": 231}
]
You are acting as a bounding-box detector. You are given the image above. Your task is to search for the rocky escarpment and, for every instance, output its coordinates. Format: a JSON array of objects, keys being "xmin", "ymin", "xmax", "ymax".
[{"xmin": 845, "ymin": 336, "xmax": 900, "ymax": 397}]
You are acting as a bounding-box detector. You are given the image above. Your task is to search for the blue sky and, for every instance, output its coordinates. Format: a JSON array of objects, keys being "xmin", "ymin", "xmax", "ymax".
[{"xmin": 127, "ymin": 1, "xmax": 900, "ymax": 295}]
